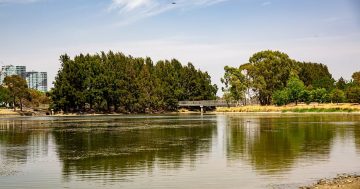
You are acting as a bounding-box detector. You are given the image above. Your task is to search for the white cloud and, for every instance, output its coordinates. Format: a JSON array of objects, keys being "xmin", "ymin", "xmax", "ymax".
[
  {"xmin": 109, "ymin": 0, "xmax": 228, "ymax": 24},
  {"xmin": 261, "ymin": 1, "xmax": 271, "ymax": 6}
]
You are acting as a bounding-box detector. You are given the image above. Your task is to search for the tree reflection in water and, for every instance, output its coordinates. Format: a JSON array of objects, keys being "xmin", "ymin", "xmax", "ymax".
[
  {"xmin": 225, "ymin": 114, "xmax": 360, "ymax": 174},
  {"xmin": 51, "ymin": 117, "xmax": 216, "ymax": 182},
  {"xmin": 0, "ymin": 114, "xmax": 359, "ymax": 187}
]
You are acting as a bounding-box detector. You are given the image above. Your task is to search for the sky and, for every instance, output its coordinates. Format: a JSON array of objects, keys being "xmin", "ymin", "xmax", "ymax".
[{"xmin": 0, "ymin": 0, "xmax": 359, "ymax": 94}]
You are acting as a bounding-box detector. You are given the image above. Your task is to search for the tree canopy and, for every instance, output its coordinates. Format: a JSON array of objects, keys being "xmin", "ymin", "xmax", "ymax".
[
  {"xmin": 222, "ymin": 50, "xmax": 359, "ymax": 105},
  {"xmin": 51, "ymin": 51, "xmax": 218, "ymax": 113},
  {"xmin": 3, "ymin": 75, "xmax": 29, "ymax": 111},
  {"xmin": 298, "ymin": 62, "xmax": 334, "ymax": 90},
  {"xmin": 235, "ymin": 50, "xmax": 298, "ymax": 105}
]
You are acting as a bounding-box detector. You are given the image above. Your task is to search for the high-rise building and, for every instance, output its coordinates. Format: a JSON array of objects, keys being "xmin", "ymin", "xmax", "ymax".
[
  {"xmin": 26, "ymin": 71, "xmax": 48, "ymax": 92},
  {"xmin": 0, "ymin": 65, "xmax": 48, "ymax": 92},
  {"xmin": 0, "ymin": 65, "xmax": 26, "ymax": 85}
]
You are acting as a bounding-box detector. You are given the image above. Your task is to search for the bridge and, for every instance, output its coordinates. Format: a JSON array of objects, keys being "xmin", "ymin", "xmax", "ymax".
[{"xmin": 178, "ymin": 100, "xmax": 238, "ymax": 112}]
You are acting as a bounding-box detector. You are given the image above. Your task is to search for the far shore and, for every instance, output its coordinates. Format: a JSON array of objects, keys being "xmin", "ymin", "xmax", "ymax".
[
  {"xmin": 216, "ymin": 103, "xmax": 360, "ymax": 113},
  {"xmin": 1, "ymin": 103, "xmax": 360, "ymax": 117}
]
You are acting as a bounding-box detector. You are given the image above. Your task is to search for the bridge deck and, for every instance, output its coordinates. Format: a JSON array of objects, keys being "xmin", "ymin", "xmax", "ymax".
[{"xmin": 178, "ymin": 100, "xmax": 237, "ymax": 107}]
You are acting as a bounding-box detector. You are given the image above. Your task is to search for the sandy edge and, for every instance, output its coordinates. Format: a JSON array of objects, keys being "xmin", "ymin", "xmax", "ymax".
[{"xmin": 300, "ymin": 174, "xmax": 360, "ymax": 189}]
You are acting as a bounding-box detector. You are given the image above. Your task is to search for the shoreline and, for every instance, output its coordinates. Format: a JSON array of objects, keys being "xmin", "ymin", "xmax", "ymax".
[
  {"xmin": 1, "ymin": 104, "xmax": 360, "ymax": 117},
  {"xmin": 214, "ymin": 111, "xmax": 360, "ymax": 114},
  {"xmin": 216, "ymin": 103, "xmax": 360, "ymax": 113},
  {"xmin": 300, "ymin": 174, "xmax": 360, "ymax": 189}
]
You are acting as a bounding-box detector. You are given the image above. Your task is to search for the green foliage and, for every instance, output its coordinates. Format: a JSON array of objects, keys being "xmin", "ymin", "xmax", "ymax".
[
  {"xmin": 221, "ymin": 66, "xmax": 247, "ymax": 104},
  {"xmin": 329, "ymin": 89, "xmax": 345, "ymax": 103},
  {"xmin": 310, "ymin": 88, "xmax": 328, "ymax": 103},
  {"xmin": 299, "ymin": 90, "xmax": 311, "ymax": 104},
  {"xmin": 244, "ymin": 50, "xmax": 298, "ymax": 105},
  {"xmin": 272, "ymin": 89, "xmax": 289, "ymax": 106},
  {"xmin": 335, "ymin": 77, "xmax": 347, "ymax": 90},
  {"xmin": 298, "ymin": 62, "xmax": 335, "ymax": 90},
  {"xmin": 287, "ymin": 76, "xmax": 305, "ymax": 105},
  {"xmin": 3, "ymin": 75, "xmax": 29, "ymax": 111},
  {"xmin": 51, "ymin": 52, "xmax": 217, "ymax": 113},
  {"xmin": 223, "ymin": 51, "xmax": 359, "ymax": 106},
  {"xmin": 0, "ymin": 86, "xmax": 10, "ymax": 106},
  {"xmin": 346, "ymin": 86, "xmax": 360, "ymax": 103},
  {"xmin": 352, "ymin": 71, "xmax": 360, "ymax": 85}
]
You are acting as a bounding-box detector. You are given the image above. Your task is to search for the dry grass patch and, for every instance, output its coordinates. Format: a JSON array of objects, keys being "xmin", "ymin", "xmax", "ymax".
[{"xmin": 216, "ymin": 103, "xmax": 360, "ymax": 113}]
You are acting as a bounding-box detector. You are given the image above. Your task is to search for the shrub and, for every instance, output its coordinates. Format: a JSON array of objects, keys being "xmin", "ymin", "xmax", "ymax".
[{"xmin": 272, "ymin": 89, "xmax": 289, "ymax": 106}]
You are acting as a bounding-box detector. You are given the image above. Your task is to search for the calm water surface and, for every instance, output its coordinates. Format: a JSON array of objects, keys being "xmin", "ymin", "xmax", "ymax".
[{"xmin": 0, "ymin": 114, "xmax": 360, "ymax": 189}]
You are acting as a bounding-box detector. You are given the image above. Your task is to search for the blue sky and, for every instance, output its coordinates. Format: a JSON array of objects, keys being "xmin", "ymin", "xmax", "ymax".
[{"xmin": 0, "ymin": 0, "xmax": 359, "ymax": 93}]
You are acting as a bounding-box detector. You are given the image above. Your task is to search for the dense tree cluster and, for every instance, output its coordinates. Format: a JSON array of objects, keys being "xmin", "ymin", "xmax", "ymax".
[
  {"xmin": 222, "ymin": 50, "xmax": 360, "ymax": 106},
  {"xmin": 0, "ymin": 75, "xmax": 48, "ymax": 111},
  {"xmin": 51, "ymin": 51, "xmax": 217, "ymax": 113},
  {"xmin": 298, "ymin": 62, "xmax": 335, "ymax": 90}
]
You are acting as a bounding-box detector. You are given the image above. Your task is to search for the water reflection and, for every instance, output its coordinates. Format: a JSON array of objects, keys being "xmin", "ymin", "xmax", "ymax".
[
  {"xmin": 0, "ymin": 114, "xmax": 359, "ymax": 188},
  {"xmin": 225, "ymin": 115, "xmax": 360, "ymax": 174},
  {"xmin": 0, "ymin": 120, "xmax": 53, "ymax": 178},
  {"xmin": 0, "ymin": 120, "xmax": 52, "ymax": 162},
  {"xmin": 51, "ymin": 116, "xmax": 216, "ymax": 182},
  {"xmin": 355, "ymin": 124, "xmax": 360, "ymax": 154}
]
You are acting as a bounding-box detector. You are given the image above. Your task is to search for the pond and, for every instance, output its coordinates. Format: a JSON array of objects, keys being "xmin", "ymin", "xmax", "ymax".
[{"xmin": 0, "ymin": 114, "xmax": 359, "ymax": 189}]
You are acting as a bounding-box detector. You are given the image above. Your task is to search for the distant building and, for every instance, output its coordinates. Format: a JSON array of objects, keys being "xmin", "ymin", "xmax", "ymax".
[
  {"xmin": 0, "ymin": 65, "xmax": 27, "ymax": 85},
  {"xmin": 0, "ymin": 65, "xmax": 48, "ymax": 92},
  {"xmin": 26, "ymin": 71, "xmax": 48, "ymax": 92}
]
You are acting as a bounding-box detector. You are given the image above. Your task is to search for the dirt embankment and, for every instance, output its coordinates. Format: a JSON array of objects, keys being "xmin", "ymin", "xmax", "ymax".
[{"xmin": 300, "ymin": 175, "xmax": 360, "ymax": 189}]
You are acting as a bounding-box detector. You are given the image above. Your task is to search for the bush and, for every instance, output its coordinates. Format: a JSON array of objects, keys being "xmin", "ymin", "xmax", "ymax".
[
  {"xmin": 330, "ymin": 89, "xmax": 345, "ymax": 103},
  {"xmin": 299, "ymin": 90, "xmax": 311, "ymax": 104},
  {"xmin": 310, "ymin": 88, "xmax": 328, "ymax": 103},
  {"xmin": 272, "ymin": 89, "xmax": 289, "ymax": 106}
]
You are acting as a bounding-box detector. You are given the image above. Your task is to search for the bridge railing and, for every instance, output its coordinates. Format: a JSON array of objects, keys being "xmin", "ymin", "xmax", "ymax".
[{"xmin": 178, "ymin": 100, "xmax": 238, "ymax": 107}]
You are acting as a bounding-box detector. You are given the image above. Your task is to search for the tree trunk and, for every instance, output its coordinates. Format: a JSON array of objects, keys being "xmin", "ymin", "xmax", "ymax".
[
  {"xmin": 13, "ymin": 97, "xmax": 16, "ymax": 111},
  {"xmin": 20, "ymin": 98, "xmax": 23, "ymax": 111}
]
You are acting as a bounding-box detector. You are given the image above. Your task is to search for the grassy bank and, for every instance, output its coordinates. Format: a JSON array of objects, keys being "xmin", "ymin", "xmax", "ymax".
[{"xmin": 216, "ymin": 103, "xmax": 360, "ymax": 113}]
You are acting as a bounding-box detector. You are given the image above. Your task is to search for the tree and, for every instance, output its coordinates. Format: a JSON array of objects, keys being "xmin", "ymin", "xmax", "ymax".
[
  {"xmin": 352, "ymin": 71, "xmax": 360, "ymax": 85},
  {"xmin": 222, "ymin": 91, "xmax": 234, "ymax": 107},
  {"xmin": 3, "ymin": 75, "xmax": 29, "ymax": 111},
  {"xmin": 298, "ymin": 62, "xmax": 335, "ymax": 90},
  {"xmin": 346, "ymin": 86, "xmax": 360, "ymax": 103},
  {"xmin": 221, "ymin": 66, "xmax": 247, "ymax": 105},
  {"xmin": 287, "ymin": 76, "xmax": 305, "ymax": 105},
  {"xmin": 24, "ymin": 89, "xmax": 50, "ymax": 108},
  {"xmin": 335, "ymin": 77, "xmax": 347, "ymax": 90},
  {"xmin": 299, "ymin": 90, "xmax": 311, "ymax": 105},
  {"xmin": 0, "ymin": 86, "xmax": 10, "ymax": 106},
  {"xmin": 272, "ymin": 89, "xmax": 289, "ymax": 106},
  {"xmin": 244, "ymin": 50, "xmax": 298, "ymax": 105},
  {"xmin": 329, "ymin": 89, "xmax": 345, "ymax": 104},
  {"xmin": 51, "ymin": 51, "xmax": 218, "ymax": 113},
  {"xmin": 310, "ymin": 88, "xmax": 328, "ymax": 103}
]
